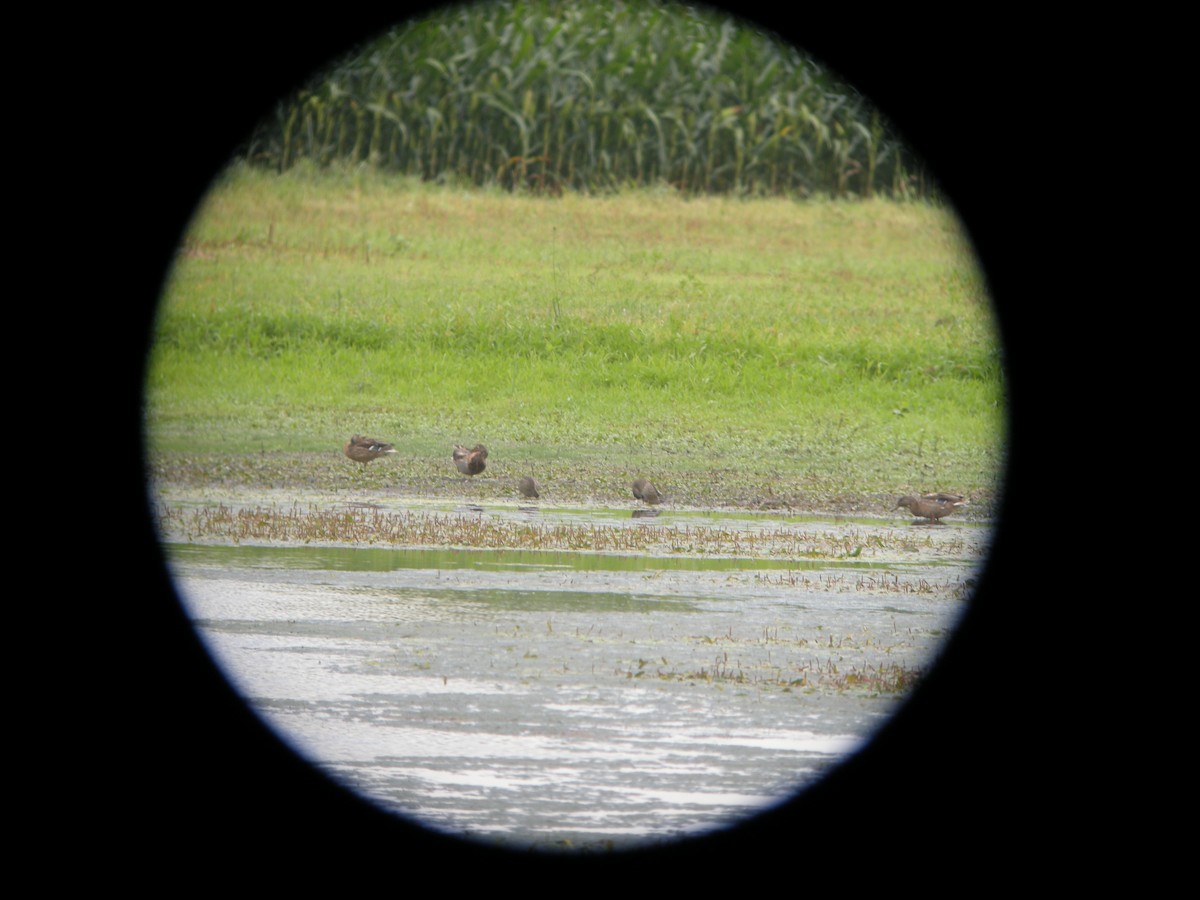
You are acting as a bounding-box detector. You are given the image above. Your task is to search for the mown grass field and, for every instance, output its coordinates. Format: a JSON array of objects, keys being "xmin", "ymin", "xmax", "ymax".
[{"xmin": 145, "ymin": 165, "xmax": 1005, "ymax": 514}]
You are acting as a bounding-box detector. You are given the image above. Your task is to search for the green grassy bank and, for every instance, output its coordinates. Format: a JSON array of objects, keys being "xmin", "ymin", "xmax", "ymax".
[{"xmin": 145, "ymin": 165, "xmax": 1005, "ymax": 512}]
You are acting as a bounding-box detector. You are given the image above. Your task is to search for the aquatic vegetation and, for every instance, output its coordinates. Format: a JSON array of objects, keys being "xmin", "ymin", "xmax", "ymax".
[
  {"xmin": 156, "ymin": 501, "xmax": 973, "ymax": 561},
  {"xmin": 619, "ymin": 652, "xmax": 922, "ymax": 695}
]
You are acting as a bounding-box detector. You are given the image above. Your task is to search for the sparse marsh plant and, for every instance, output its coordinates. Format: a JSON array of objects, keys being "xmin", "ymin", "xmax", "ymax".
[{"xmin": 156, "ymin": 501, "xmax": 979, "ymax": 581}]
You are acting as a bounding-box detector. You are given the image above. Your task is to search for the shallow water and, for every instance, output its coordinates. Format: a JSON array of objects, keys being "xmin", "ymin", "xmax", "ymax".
[{"xmin": 165, "ymin": 501, "xmax": 982, "ymax": 851}]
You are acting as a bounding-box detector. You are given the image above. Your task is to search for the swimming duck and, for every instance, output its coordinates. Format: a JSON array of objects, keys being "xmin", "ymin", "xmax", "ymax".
[
  {"xmin": 518, "ymin": 476, "xmax": 540, "ymax": 499},
  {"xmin": 895, "ymin": 492, "xmax": 967, "ymax": 522},
  {"xmin": 453, "ymin": 444, "xmax": 488, "ymax": 476},
  {"xmin": 343, "ymin": 434, "xmax": 396, "ymax": 464},
  {"xmin": 632, "ymin": 478, "xmax": 662, "ymax": 505}
]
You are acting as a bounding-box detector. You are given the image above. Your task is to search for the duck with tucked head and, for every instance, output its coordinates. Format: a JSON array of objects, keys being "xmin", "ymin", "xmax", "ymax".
[
  {"xmin": 895, "ymin": 492, "xmax": 967, "ymax": 523},
  {"xmin": 632, "ymin": 478, "xmax": 662, "ymax": 505},
  {"xmin": 518, "ymin": 476, "xmax": 540, "ymax": 499},
  {"xmin": 344, "ymin": 434, "xmax": 397, "ymax": 465},
  {"xmin": 453, "ymin": 444, "xmax": 488, "ymax": 476}
]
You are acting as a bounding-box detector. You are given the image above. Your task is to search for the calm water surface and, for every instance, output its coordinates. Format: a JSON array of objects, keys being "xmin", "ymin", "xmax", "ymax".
[{"xmin": 167, "ymin": 507, "xmax": 980, "ymax": 850}]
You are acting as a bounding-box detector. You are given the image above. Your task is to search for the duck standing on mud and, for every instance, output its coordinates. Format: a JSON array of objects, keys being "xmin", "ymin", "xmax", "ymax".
[
  {"xmin": 518, "ymin": 476, "xmax": 540, "ymax": 499},
  {"xmin": 343, "ymin": 435, "xmax": 397, "ymax": 465},
  {"xmin": 453, "ymin": 444, "xmax": 488, "ymax": 476},
  {"xmin": 632, "ymin": 478, "xmax": 662, "ymax": 505},
  {"xmin": 895, "ymin": 492, "xmax": 967, "ymax": 523}
]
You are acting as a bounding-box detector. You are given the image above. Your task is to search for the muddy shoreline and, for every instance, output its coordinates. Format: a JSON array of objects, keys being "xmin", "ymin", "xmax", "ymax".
[{"xmin": 148, "ymin": 451, "xmax": 998, "ymax": 524}]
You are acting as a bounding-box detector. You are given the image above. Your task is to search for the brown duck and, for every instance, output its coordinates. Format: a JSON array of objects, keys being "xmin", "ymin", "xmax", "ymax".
[
  {"xmin": 453, "ymin": 444, "xmax": 488, "ymax": 476},
  {"xmin": 895, "ymin": 492, "xmax": 967, "ymax": 522},
  {"xmin": 518, "ymin": 476, "xmax": 540, "ymax": 499},
  {"xmin": 343, "ymin": 434, "xmax": 396, "ymax": 464},
  {"xmin": 632, "ymin": 478, "xmax": 662, "ymax": 505}
]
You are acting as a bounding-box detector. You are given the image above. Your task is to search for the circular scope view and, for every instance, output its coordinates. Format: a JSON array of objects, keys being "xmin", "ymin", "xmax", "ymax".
[{"xmin": 146, "ymin": 1, "xmax": 1005, "ymax": 853}]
